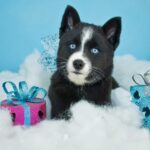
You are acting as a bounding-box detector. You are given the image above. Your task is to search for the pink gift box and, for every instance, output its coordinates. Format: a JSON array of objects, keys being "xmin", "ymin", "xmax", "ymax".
[{"xmin": 0, "ymin": 98, "xmax": 46, "ymax": 126}]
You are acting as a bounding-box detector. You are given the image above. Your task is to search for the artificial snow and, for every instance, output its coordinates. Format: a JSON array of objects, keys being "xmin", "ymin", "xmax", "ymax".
[{"xmin": 0, "ymin": 50, "xmax": 150, "ymax": 150}]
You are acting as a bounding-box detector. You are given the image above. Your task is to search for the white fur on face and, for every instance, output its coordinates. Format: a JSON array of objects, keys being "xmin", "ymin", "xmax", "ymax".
[
  {"xmin": 67, "ymin": 52, "xmax": 92, "ymax": 85},
  {"xmin": 81, "ymin": 27, "xmax": 93, "ymax": 53},
  {"xmin": 67, "ymin": 27, "xmax": 93, "ymax": 85}
]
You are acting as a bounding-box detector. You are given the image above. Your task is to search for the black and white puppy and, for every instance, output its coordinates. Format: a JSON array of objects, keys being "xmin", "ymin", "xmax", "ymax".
[{"xmin": 49, "ymin": 5, "xmax": 121, "ymax": 119}]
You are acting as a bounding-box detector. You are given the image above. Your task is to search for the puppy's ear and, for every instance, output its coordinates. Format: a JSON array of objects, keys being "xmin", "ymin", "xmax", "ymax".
[
  {"xmin": 59, "ymin": 5, "xmax": 80, "ymax": 38},
  {"xmin": 102, "ymin": 17, "xmax": 121, "ymax": 50}
]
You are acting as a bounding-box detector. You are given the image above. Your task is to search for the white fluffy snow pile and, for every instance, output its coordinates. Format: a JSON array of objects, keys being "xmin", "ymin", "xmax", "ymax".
[{"xmin": 0, "ymin": 50, "xmax": 150, "ymax": 150}]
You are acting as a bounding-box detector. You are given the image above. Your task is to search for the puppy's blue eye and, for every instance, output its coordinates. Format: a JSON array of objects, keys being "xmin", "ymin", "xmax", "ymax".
[
  {"xmin": 69, "ymin": 43, "xmax": 76, "ymax": 49},
  {"xmin": 91, "ymin": 48, "xmax": 99, "ymax": 54}
]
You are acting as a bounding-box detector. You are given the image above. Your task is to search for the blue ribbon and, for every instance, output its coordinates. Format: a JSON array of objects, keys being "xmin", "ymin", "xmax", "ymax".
[
  {"xmin": 1, "ymin": 81, "xmax": 47, "ymax": 126},
  {"xmin": 132, "ymin": 70, "xmax": 150, "ymax": 86}
]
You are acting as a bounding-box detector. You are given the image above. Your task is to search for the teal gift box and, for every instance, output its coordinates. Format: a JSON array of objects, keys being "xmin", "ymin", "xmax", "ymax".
[{"xmin": 130, "ymin": 70, "xmax": 150, "ymax": 129}]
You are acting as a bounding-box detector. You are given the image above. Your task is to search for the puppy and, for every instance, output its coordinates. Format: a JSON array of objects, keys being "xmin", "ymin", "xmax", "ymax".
[{"xmin": 49, "ymin": 5, "xmax": 121, "ymax": 119}]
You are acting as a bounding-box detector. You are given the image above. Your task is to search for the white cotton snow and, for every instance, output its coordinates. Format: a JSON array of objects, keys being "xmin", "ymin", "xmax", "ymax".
[{"xmin": 0, "ymin": 50, "xmax": 150, "ymax": 150}]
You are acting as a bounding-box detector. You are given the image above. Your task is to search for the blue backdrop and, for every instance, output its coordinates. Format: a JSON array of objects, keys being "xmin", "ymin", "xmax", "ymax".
[{"xmin": 0, "ymin": 0, "xmax": 150, "ymax": 71}]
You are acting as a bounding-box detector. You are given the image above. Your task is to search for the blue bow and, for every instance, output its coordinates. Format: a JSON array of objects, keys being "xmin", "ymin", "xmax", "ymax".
[{"xmin": 1, "ymin": 81, "xmax": 47, "ymax": 126}]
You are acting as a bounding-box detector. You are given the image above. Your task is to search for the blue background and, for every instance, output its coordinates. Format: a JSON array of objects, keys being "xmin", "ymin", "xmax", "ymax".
[{"xmin": 0, "ymin": 0, "xmax": 150, "ymax": 72}]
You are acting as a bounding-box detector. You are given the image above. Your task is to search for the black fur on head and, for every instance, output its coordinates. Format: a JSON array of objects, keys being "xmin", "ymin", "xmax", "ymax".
[
  {"xmin": 103, "ymin": 17, "xmax": 121, "ymax": 49},
  {"xmin": 59, "ymin": 5, "xmax": 81, "ymax": 38},
  {"xmin": 59, "ymin": 5, "xmax": 121, "ymax": 49}
]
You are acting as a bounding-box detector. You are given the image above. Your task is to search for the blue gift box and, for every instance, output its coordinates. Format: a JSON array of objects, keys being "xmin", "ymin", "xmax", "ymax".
[{"xmin": 130, "ymin": 70, "xmax": 150, "ymax": 129}]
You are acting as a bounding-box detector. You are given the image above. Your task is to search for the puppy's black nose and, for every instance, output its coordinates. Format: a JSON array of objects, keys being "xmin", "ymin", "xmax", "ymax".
[{"xmin": 73, "ymin": 59, "xmax": 84, "ymax": 70}]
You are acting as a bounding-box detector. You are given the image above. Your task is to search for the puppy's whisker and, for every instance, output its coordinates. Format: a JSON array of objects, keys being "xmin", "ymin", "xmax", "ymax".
[
  {"xmin": 57, "ymin": 60, "xmax": 67, "ymax": 67},
  {"xmin": 94, "ymin": 71, "xmax": 104, "ymax": 78},
  {"xmin": 92, "ymin": 69, "xmax": 104, "ymax": 78},
  {"xmin": 58, "ymin": 62, "xmax": 67, "ymax": 66},
  {"xmin": 87, "ymin": 67, "xmax": 105, "ymax": 84},
  {"xmin": 92, "ymin": 66, "xmax": 104, "ymax": 74},
  {"xmin": 57, "ymin": 57, "xmax": 68, "ymax": 62},
  {"xmin": 58, "ymin": 65, "xmax": 66, "ymax": 70},
  {"xmin": 92, "ymin": 67, "xmax": 105, "ymax": 78},
  {"xmin": 57, "ymin": 60, "xmax": 67, "ymax": 64}
]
